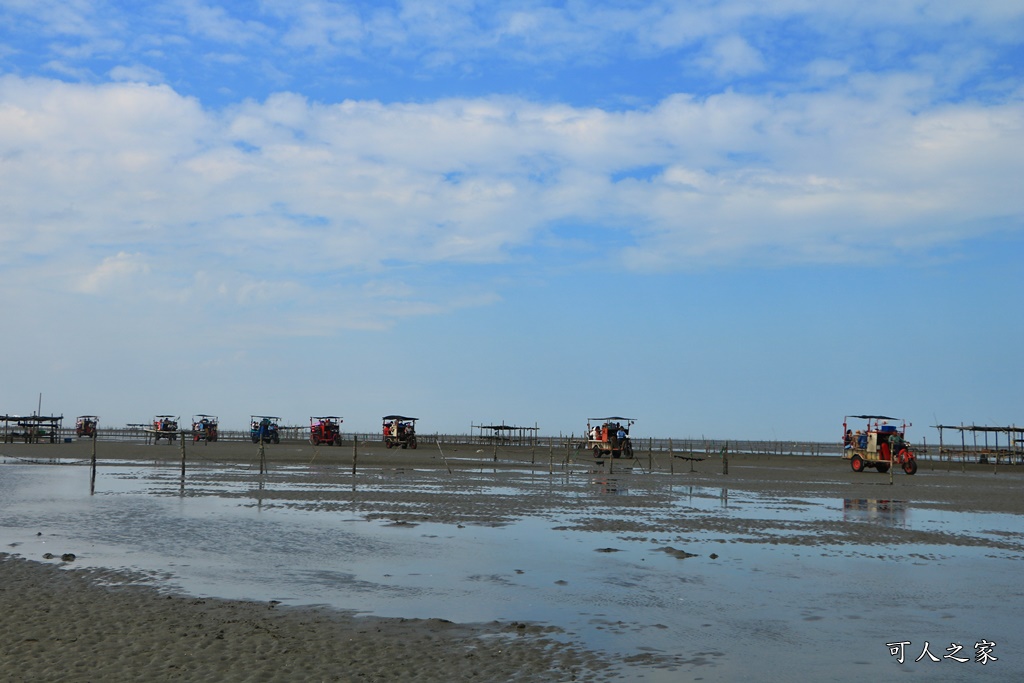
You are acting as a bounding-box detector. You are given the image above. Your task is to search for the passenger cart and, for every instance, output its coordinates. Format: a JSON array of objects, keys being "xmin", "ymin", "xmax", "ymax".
[
  {"xmin": 75, "ymin": 415, "xmax": 98, "ymax": 439},
  {"xmin": 191, "ymin": 414, "xmax": 219, "ymax": 442},
  {"xmin": 842, "ymin": 415, "xmax": 917, "ymax": 475},
  {"xmin": 382, "ymin": 416, "xmax": 418, "ymax": 449},
  {"xmin": 586, "ymin": 417, "xmax": 635, "ymax": 459},
  {"xmin": 148, "ymin": 415, "xmax": 179, "ymax": 444},
  {"xmin": 309, "ymin": 416, "xmax": 343, "ymax": 446},
  {"xmin": 250, "ymin": 415, "xmax": 281, "ymax": 444}
]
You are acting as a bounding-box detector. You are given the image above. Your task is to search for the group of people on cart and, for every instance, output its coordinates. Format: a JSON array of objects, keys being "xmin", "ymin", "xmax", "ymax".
[
  {"xmin": 382, "ymin": 416, "xmax": 418, "ymax": 448},
  {"xmin": 385, "ymin": 419, "xmax": 414, "ymax": 438},
  {"xmin": 154, "ymin": 417, "xmax": 177, "ymax": 432},
  {"xmin": 590, "ymin": 421, "xmax": 630, "ymax": 446}
]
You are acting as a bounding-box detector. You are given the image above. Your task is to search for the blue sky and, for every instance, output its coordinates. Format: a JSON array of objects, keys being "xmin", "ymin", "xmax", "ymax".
[{"xmin": 1, "ymin": 1, "xmax": 1022, "ymax": 441}]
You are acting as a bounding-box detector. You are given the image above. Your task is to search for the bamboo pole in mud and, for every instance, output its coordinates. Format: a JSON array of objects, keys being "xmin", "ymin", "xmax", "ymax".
[
  {"xmin": 179, "ymin": 431, "xmax": 186, "ymax": 484},
  {"xmin": 548, "ymin": 442, "xmax": 553, "ymax": 475},
  {"xmin": 90, "ymin": 430, "xmax": 98, "ymax": 495},
  {"xmin": 352, "ymin": 437, "xmax": 358, "ymax": 476},
  {"xmin": 648, "ymin": 437, "xmax": 652, "ymax": 471},
  {"xmin": 258, "ymin": 437, "xmax": 266, "ymax": 475},
  {"xmin": 669, "ymin": 438, "xmax": 674, "ymax": 475},
  {"xmin": 722, "ymin": 442, "xmax": 729, "ymax": 475},
  {"xmin": 961, "ymin": 426, "xmax": 966, "ymax": 473},
  {"xmin": 435, "ymin": 440, "xmax": 453, "ymax": 475}
]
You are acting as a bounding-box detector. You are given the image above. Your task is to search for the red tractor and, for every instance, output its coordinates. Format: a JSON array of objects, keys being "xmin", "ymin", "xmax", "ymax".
[
  {"xmin": 76, "ymin": 415, "xmax": 98, "ymax": 439},
  {"xmin": 192, "ymin": 414, "xmax": 219, "ymax": 442},
  {"xmin": 842, "ymin": 415, "xmax": 918, "ymax": 475},
  {"xmin": 310, "ymin": 416, "xmax": 343, "ymax": 446}
]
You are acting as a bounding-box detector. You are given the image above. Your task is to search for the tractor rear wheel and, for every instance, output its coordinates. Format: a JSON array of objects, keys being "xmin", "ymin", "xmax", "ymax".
[
  {"xmin": 851, "ymin": 455, "xmax": 865, "ymax": 472},
  {"xmin": 876, "ymin": 463, "xmax": 890, "ymax": 473},
  {"xmin": 409, "ymin": 439, "xmax": 417, "ymax": 450}
]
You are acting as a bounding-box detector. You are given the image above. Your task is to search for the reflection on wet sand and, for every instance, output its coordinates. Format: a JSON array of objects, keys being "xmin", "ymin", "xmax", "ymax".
[{"xmin": 843, "ymin": 498, "xmax": 908, "ymax": 526}]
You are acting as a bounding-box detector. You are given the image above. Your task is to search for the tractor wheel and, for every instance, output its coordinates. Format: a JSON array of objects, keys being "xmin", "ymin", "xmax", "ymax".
[
  {"xmin": 593, "ymin": 446, "xmax": 601, "ymax": 458},
  {"xmin": 851, "ymin": 455, "xmax": 865, "ymax": 472},
  {"xmin": 273, "ymin": 434, "xmax": 280, "ymax": 444},
  {"xmin": 410, "ymin": 439, "xmax": 417, "ymax": 450},
  {"xmin": 386, "ymin": 441, "xmax": 393, "ymax": 449},
  {"xmin": 876, "ymin": 463, "xmax": 890, "ymax": 473},
  {"xmin": 401, "ymin": 442, "xmax": 407, "ymax": 449},
  {"xmin": 903, "ymin": 460, "xmax": 918, "ymax": 475},
  {"xmin": 334, "ymin": 435, "xmax": 342, "ymax": 446}
]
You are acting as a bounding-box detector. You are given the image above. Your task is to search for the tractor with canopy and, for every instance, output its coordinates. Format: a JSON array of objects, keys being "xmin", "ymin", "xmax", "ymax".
[{"xmin": 843, "ymin": 414, "xmax": 917, "ymax": 475}]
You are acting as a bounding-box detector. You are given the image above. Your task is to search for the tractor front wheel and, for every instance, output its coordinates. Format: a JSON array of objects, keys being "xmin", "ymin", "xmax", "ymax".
[
  {"xmin": 851, "ymin": 455, "xmax": 865, "ymax": 472},
  {"xmin": 409, "ymin": 439, "xmax": 417, "ymax": 450},
  {"xmin": 903, "ymin": 460, "xmax": 918, "ymax": 475}
]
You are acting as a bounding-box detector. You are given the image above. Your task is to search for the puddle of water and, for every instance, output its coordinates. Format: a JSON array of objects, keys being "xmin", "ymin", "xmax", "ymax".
[{"xmin": 1, "ymin": 463, "xmax": 1021, "ymax": 682}]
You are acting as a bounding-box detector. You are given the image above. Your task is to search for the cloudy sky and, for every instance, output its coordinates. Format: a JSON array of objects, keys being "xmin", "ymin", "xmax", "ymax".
[{"xmin": 1, "ymin": 1, "xmax": 1021, "ymax": 441}]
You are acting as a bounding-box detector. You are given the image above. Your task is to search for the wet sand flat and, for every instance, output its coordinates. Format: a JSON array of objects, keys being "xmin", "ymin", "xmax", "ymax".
[{"xmin": 2, "ymin": 440, "xmax": 1022, "ymax": 681}]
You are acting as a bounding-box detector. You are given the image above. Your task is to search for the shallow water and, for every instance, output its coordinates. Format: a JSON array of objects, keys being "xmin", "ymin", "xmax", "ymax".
[{"xmin": 1, "ymin": 461, "xmax": 1021, "ymax": 681}]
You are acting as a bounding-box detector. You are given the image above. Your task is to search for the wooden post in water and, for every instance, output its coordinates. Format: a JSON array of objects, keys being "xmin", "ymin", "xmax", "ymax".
[
  {"xmin": 179, "ymin": 431, "xmax": 187, "ymax": 485},
  {"xmin": 435, "ymin": 439, "xmax": 453, "ymax": 475},
  {"xmin": 89, "ymin": 429, "xmax": 98, "ymax": 494},
  {"xmin": 259, "ymin": 437, "xmax": 267, "ymax": 475},
  {"xmin": 669, "ymin": 438, "xmax": 674, "ymax": 475},
  {"xmin": 722, "ymin": 442, "xmax": 729, "ymax": 475},
  {"xmin": 648, "ymin": 437, "xmax": 652, "ymax": 472},
  {"xmin": 352, "ymin": 436, "xmax": 358, "ymax": 477},
  {"xmin": 548, "ymin": 442, "xmax": 553, "ymax": 475}
]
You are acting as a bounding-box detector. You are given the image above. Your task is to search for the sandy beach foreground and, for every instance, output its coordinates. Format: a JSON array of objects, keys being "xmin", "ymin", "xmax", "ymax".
[
  {"xmin": 2, "ymin": 440, "xmax": 1023, "ymax": 681},
  {"xmin": 0, "ymin": 554, "xmax": 606, "ymax": 682}
]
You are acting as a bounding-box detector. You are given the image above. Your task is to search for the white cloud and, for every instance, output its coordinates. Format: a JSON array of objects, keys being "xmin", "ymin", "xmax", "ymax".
[
  {"xmin": 698, "ymin": 35, "xmax": 765, "ymax": 78},
  {"xmin": 180, "ymin": 0, "xmax": 269, "ymax": 45},
  {"xmin": 109, "ymin": 64, "xmax": 165, "ymax": 84},
  {"xmin": 76, "ymin": 251, "xmax": 151, "ymax": 294},
  {"xmin": 1, "ymin": 74, "xmax": 1022, "ymax": 333}
]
